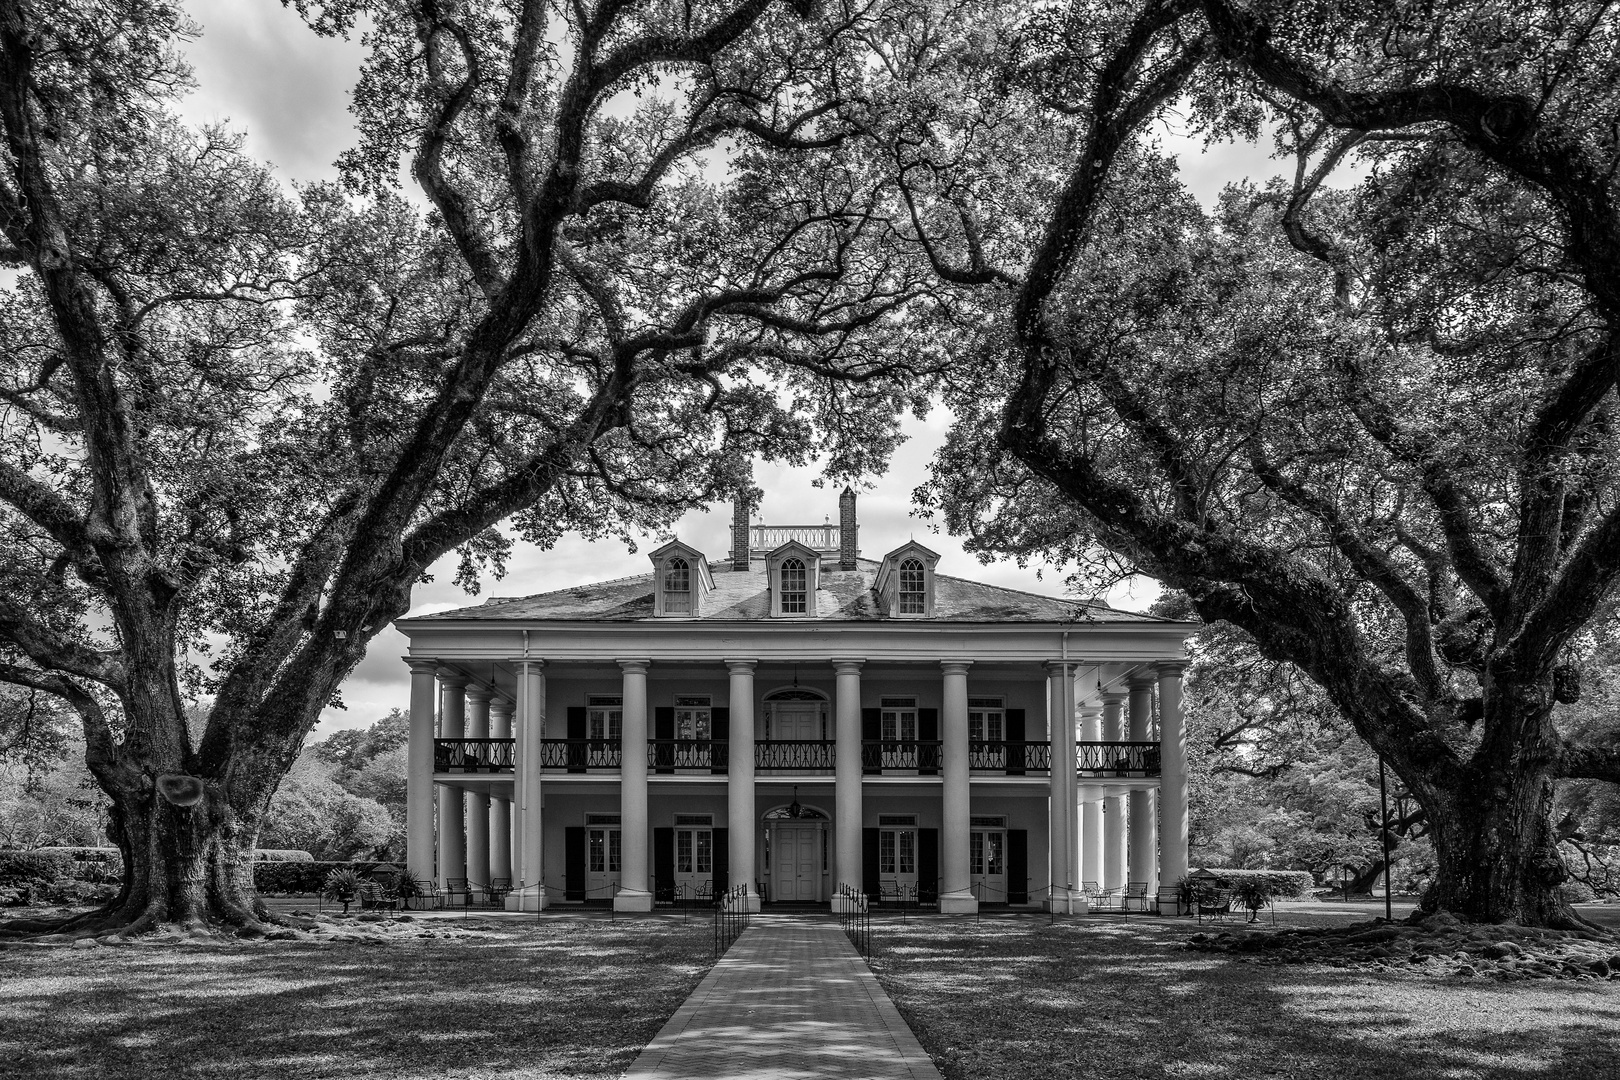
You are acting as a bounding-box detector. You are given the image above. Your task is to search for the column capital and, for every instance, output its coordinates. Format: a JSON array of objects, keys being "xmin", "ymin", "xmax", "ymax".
[
  {"xmin": 404, "ymin": 657, "xmax": 439, "ymax": 675},
  {"xmin": 489, "ymin": 698, "xmax": 514, "ymax": 716},
  {"xmin": 724, "ymin": 658, "xmax": 758, "ymax": 673},
  {"xmin": 1127, "ymin": 672, "xmax": 1157, "ymax": 689},
  {"xmin": 1078, "ymin": 703, "xmax": 1104, "ymax": 716},
  {"xmin": 939, "ymin": 660, "xmax": 973, "ymax": 675},
  {"xmin": 514, "ymin": 657, "xmax": 545, "ymax": 672},
  {"xmin": 831, "ymin": 658, "xmax": 865, "ymax": 674},
  {"xmin": 1099, "ymin": 689, "xmax": 1129, "ymax": 704},
  {"xmin": 617, "ymin": 658, "xmax": 651, "ymax": 673},
  {"xmin": 1044, "ymin": 660, "xmax": 1075, "ymax": 675},
  {"xmin": 1157, "ymin": 660, "xmax": 1189, "ymax": 677},
  {"xmin": 465, "ymin": 684, "xmax": 493, "ymax": 704},
  {"xmin": 438, "ymin": 672, "xmax": 469, "ymax": 689}
]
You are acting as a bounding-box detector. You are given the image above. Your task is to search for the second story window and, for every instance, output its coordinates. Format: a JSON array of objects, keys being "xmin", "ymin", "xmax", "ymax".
[
  {"xmin": 675, "ymin": 695, "xmax": 712, "ymax": 740},
  {"xmin": 663, "ymin": 557, "xmax": 692, "ymax": 613},
  {"xmin": 780, "ymin": 557, "xmax": 808, "ymax": 613},
  {"xmin": 588, "ymin": 696, "xmax": 622, "ymax": 741},
  {"xmin": 898, "ymin": 558, "xmax": 926, "ymax": 614}
]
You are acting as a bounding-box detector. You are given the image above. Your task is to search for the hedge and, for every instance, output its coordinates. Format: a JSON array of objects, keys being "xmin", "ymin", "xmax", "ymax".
[
  {"xmin": 1188, "ymin": 868, "xmax": 1315, "ymax": 899},
  {"xmin": 252, "ymin": 860, "xmax": 409, "ymax": 895},
  {"xmin": 253, "ymin": 849, "xmax": 315, "ymax": 862},
  {"xmin": 0, "ymin": 850, "xmax": 76, "ymax": 887}
]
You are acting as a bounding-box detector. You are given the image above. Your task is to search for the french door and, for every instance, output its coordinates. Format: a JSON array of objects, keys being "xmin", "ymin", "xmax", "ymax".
[
  {"xmin": 970, "ymin": 828, "xmax": 1007, "ymax": 902},
  {"xmin": 675, "ymin": 825, "xmax": 714, "ymax": 898},
  {"xmin": 586, "ymin": 826, "xmax": 621, "ymax": 899},
  {"xmin": 879, "ymin": 827, "xmax": 919, "ymax": 898},
  {"xmin": 770, "ymin": 824, "xmax": 821, "ymax": 902}
]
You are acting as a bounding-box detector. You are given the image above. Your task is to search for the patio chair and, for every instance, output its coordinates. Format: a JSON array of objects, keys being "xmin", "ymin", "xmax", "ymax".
[
  {"xmin": 1195, "ymin": 887, "xmax": 1234, "ymax": 924},
  {"xmin": 444, "ymin": 877, "xmax": 477, "ymax": 909},
  {"xmin": 486, "ymin": 877, "xmax": 511, "ymax": 907},
  {"xmin": 1121, "ymin": 881, "xmax": 1151, "ymax": 912},
  {"xmin": 1083, "ymin": 881, "xmax": 1105, "ymax": 908},
  {"xmin": 358, "ymin": 879, "xmax": 400, "ymax": 912}
]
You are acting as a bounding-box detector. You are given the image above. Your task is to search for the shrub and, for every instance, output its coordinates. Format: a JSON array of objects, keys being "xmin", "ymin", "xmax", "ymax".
[
  {"xmin": 34, "ymin": 847, "xmax": 123, "ymax": 882},
  {"xmin": 0, "ymin": 850, "xmax": 75, "ymax": 888},
  {"xmin": 252, "ymin": 849, "xmax": 315, "ymax": 862},
  {"xmin": 1190, "ymin": 868, "xmax": 1315, "ymax": 899},
  {"xmin": 251, "ymin": 860, "xmax": 400, "ymax": 895}
]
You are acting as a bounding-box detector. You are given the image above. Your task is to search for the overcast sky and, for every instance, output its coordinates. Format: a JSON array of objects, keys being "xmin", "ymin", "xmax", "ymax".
[{"xmin": 174, "ymin": 0, "xmax": 1278, "ymax": 737}]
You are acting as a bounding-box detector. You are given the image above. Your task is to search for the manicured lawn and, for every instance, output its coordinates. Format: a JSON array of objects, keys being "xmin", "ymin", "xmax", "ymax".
[
  {"xmin": 869, "ymin": 914, "xmax": 1620, "ymax": 1080},
  {"xmin": 0, "ymin": 914, "xmax": 712, "ymax": 1080}
]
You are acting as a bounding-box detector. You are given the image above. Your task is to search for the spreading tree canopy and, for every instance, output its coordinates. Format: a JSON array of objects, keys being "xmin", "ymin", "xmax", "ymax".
[
  {"xmin": 886, "ymin": 0, "xmax": 1620, "ymax": 926},
  {"xmin": 0, "ymin": 0, "xmax": 933, "ymax": 935}
]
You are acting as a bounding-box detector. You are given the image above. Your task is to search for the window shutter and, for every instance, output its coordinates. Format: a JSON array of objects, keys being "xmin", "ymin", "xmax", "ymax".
[
  {"xmin": 862, "ymin": 827, "xmax": 880, "ymax": 901},
  {"xmin": 654, "ymin": 706, "xmax": 675, "ymax": 773},
  {"xmin": 565, "ymin": 827, "xmax": 586, "ymax": 902},
  {"xmin": 567, "ymin": 706, "xmax": 587, "ymax": 773},
  {"xmin": 713, "ymin": 828, "xmax": 729, "ymax": 895},
  {"xmin": 654, "ymin": 827, "xmax": 675, "ymax": 903},
  {"xmin": 1007, "ymin": 830, "xmax": 1028, "ymax": 903},
  {"xmin": 861, "ymin": 707, "xmax": 881, "ymax": 775},
  {"xmin": 918, "ymin": 708, "xmax": 939, "ymax": 775},
  {"xmin": 1005, "ymin": 708, "xmax": 1026, "ymax": 776},
  {"xmin": 711, "ymin": 707, "xmax": 729, "ymax": 775},
  {"xmin": 918, "ymin": 828, "xmax": 939, "ymax": 904}
]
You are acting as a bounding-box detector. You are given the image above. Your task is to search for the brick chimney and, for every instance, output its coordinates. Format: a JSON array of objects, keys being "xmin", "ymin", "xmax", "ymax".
[
  {"xmin": 731, "ymin": 479, "xmax": 753, "ymax": 572},
  {"xmin": 839, "ymin": 486, "xmax": 858, "ymax": 570}
]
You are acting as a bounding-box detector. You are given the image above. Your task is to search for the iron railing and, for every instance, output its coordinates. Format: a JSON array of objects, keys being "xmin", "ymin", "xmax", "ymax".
[
  {"xmin": 968, "ymin": 740, "xmax": 1050, "ymax": 773},
  {"xmin": 1077, "ymin": 742, "xmax": 1161, "ymax": 774},
  {"xmin": 538, "ymin": 739, "xmax": 621, "ymax": 771},
  {"xmin": 861, "ymin": 740, "xmax": 943, "ymax": 772},
  {"xmin": 649, "ymin": 739, "xmax": 728, "ymax": 771},
  {"xmin": 433, "ymin": 738, "xmax": 515, "ymax": 771},
  {"xmin": 836, "ymin": 882, "xmax": 871, "ymax": 957},
  {"xmin": 755, "ymin": 739, "xmax": 836, "ymax": 771},
  {"xmin": 713, "ymin": 883, "xmax": 750, "ymax": 958}
]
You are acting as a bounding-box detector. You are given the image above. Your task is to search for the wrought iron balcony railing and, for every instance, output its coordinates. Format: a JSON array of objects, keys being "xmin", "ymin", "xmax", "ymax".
[
  {"xmin": 649, "ymin": 739, "xmax": 728, "ymax": 773},
  {"xmin": 968, "ymin": 740, "xmax": 1049, "ymax": 774},
  {"xmin": 861, "ymin": 739, "xmax": 943, "ymax": 773},
  {"xmin": 755, "ymin": 740, "xmax": 836, "ymax": 771},
  {"xmin": 539, "ymin": 739, "xmax": 621, "ymax": 771},
  {"xmin": 1077, "ymin": 741, "xmax": 1161, "ymax": 774},
  {"xmin": 433, "ymin": 738, "xmax": 515, "ymax": 772}
]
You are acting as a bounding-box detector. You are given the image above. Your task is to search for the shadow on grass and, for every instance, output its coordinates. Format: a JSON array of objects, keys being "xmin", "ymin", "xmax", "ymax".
[
  {"xmin": 869, "ymin": 918, "xmax": 1620, "ymax": 1080},
  {"xmin": 0, "ymin": 918, "xmax": 713, "ymax": 1080}
]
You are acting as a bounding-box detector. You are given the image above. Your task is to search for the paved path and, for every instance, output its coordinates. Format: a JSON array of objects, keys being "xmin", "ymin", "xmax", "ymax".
[{"xmin": 623, "ymin": 917, "xmax": 942, "ymax": 1080}]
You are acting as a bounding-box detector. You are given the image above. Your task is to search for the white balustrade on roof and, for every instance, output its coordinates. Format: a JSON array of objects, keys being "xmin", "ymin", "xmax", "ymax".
[{"xmin": 750, "ymin": 523, "xmax": 841, "ymax": 553}]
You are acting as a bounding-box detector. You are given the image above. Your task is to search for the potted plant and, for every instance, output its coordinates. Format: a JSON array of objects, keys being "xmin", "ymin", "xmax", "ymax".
[
  {"xmin": 322, "ymin": 867, "xmax": 361, "ymax": 914},
  {"xmin": 1233, "ymin": 878, "xmax": 1274, "ymax": 924}
]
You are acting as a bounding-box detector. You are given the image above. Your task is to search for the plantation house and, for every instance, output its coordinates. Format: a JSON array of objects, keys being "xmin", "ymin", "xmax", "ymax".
[{"xmin": 396, "ymin": 490, "xmax": 1198, "ymax": 913}]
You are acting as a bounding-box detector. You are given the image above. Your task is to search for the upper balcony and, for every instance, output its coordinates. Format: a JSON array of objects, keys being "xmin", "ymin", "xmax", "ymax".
[{"xmin": 433, "ymin": 739, "xmax": 1160, "ymax": 777}]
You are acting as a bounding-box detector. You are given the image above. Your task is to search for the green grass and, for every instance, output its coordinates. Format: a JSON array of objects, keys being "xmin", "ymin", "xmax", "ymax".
[
  {"xmin": 0, "ymin": 915, "xmax": 712, "ymax": 1080},
  {"xmin": 868, "ymin": 916, "xmax": 1620, "ymax": 1080}
]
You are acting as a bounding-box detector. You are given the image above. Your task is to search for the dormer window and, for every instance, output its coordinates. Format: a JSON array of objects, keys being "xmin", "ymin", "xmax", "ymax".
[
  {"xmin": 781, "ymin": 558, "xmax": 807, "ymax": 613},
  {"xmin": 649, "ymin": 539, "xmax": 713, "ymax": 617},
  {"xmin": 664, "ymin": 558, "xmax": 692, "ymax": 613},
  {"xmin": 898, "ymin": 558, "xmax": 926, "ymax": 614},
  {"xmin": 766, "ymin": 539, "xmax": 821, "ymax": 618},
  {"xmin": 875, "ymin": 541, "xmax": 940, "ymax": 618}
]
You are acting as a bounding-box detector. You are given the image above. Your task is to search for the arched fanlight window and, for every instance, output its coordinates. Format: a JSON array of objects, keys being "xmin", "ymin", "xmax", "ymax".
[
  {"xmin": 780, "ymin": 557, "xmax": 807, "ymax": 614},
  {"xmin": 664, "ymin": 557, "xmax": 691, "ymax": 613},
  {"xmin": 898, "ymin": 557, "xmax": 926, "ymax": 614}
]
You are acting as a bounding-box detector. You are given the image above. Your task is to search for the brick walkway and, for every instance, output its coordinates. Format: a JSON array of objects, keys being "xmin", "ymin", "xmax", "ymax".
[{"xmin": 623, "ymin": 917, "xmax": 942, "ymax": 1080}]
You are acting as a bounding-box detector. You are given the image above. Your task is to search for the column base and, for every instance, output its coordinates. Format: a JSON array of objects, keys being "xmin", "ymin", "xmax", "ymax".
[
  {"xmin": 831, "ymin": 894, "xmax": 866, "ymax": 914},
  {"xmin": 503, "ymin": 885, "xmax": 549, "ymax": 912},
  {"xmin": 613, "ymin": 889, "xmax": 654, "ymax": 913},
  {"xmin": 1044, "ymin": 891, "xmax": 1090, "ymax": 915},
  {"xmin": 1157, "ymin": 885, "xmax": 1182, "ymax": 915},
  {"xmin": 938, "ymin": 891, "xmax": 979, "ymax": 915},
  {"xmin": 741, "ymin": 890, "xmax": 761, "ymax": 914}
]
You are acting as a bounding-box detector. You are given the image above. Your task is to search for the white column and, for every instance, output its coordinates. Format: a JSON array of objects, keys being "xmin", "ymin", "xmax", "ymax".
[
  {"xmin": 832, "ymin": 658, "xmax": 864, "ymax": 912},
  {"xmin": 727, "ymin": 660, "xmax": 760, "ymax": 913},
  {"xmin": 1079, "ymin": 704, "xmax": 1103, "ymax": 891},
  {"xmin": 1046, "ymin": 661, "xmax": 1083, "ymax": 912},
  {"xmin": 489, "ymin": 698, "xmax": 513, "ymax": 884},
  {"xmin": 1101, "ymin": 692, "xmax": 1128, "ymax": 894},
  {"xmin": 1128, "ymin": 675, "xmax": 1157, "ymax": 905},
  {"xmin": 406, "ymin": 659, "xmax": 438, "ymax": 885},
  {"xmin": 464, "ymin": 686, "xmax": 492, "ymax": 890},
  {"xmin": 939, "ymin": 660, "xmax": 976, "ymax": 914},
  {"xmin": 1157, "ymin": 661, "xmax": 1190, "ymax": 912},
  {"xmin": 436, "ymin": 675, "xmax": 468, "ymax": 889},
  {"xmin": 616, "ymin": 659, "xmax": 653, "ymax": 911},
  {"xmin": 508, "ymin": 660, "xmax": 548, "ymax": 910}
]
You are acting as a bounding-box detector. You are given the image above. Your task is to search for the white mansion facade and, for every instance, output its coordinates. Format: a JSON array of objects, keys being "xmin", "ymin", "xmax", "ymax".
[{"xmin": 397, "ymin": 490, "xmax": 1197, "ymax": 914}]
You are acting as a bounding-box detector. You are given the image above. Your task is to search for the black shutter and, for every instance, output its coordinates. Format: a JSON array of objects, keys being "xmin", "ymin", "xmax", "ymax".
[
  {"xmin": 654, "ymin": 706, "xmax": 675, "ymax": 773},
  {"xmin": 567, "ymin": 706, "xmax": 587, "ymax": 773},
  {"xmin": 918, "ymin": 707, "xmax": 939, "ymax": 775},
  {"xmin": 919, "ymin": 828, "xmax": 939, "ymax": 904},
  {"xmin": 862, "ymin": 707, "xmax": 881, "ymax": 774},
  {"xmin": 711, "ymin": 707, "xmax": 730, "ymax": 775},
  {"xmin": 1008, "ymin": 830, "xmax": 1029, "ymax": 903},
  {"xmin": 654, "ymin": 827, "xmax": 675, "ymax": 903},
  {"xmin": 1005, "ymin": 708, "xmax": 1026, "ymax": 776},
  {"xmin": 863, "ymin": 827, "xmax": 880, "ymax": 901},
  {"xmin": 713, "ymin": 828, "xmax": 729, "ymax": 896},
  {"xmin": 565, "ymin": 827, "xmax": 586, "ymax": 902}
]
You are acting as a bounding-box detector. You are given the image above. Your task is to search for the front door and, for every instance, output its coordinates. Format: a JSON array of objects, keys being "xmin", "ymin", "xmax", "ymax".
[
  {"xmin": 587, "ymin": 827, "xmax": 621, "ymax": 900},
  {"xmin": 970, "ymin": 828, "xmax": 1006, "ymax": 903},
  {"xmin": 771, "ymin": 824, "xmax": 821, "ymax": 902},
  {"xmin": 773, "ymin": 702, "xmax": 822, "ymax": 741},
  {"xmin": 879, "ymin": 827, "xmax": 919, "ymax": 899}
]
